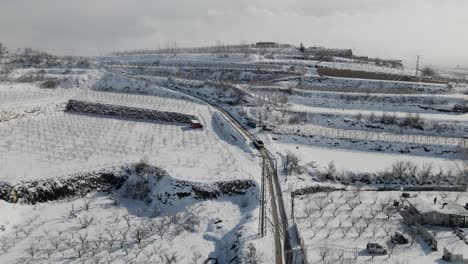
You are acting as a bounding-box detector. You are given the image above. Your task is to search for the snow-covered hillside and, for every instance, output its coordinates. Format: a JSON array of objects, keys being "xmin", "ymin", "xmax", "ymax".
[{"xmin": 1, "ymin": 46, "xmax": 467, "ymax": 264}]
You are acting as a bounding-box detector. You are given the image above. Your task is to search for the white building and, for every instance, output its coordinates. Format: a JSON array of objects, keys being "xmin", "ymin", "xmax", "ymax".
[{"xmin": 403, "ymin": 197, "xmax": 468, "ymax": 228}]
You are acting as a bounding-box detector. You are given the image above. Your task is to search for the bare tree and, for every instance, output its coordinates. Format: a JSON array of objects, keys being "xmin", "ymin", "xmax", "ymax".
[
  {"xmin": 407, "ymin": 227, "xmax": 417, "ymax": 247},
  {"xmin": 303, "ymin": 205, "xmax": 315, "ymax": 219},
  {"xmin": 285, "ymin": 152, "xmax": 301, "ymax": 175},
  {"xmin": 340, "ymin": 226, "xmax": 350, "ymax": 238},
  {"xmin": 392, "ymin": 258, "xmax": 409, "ymax": 264},
  {"xmin": 269, "ymin": 93, "xmax": 290, "ymax": 118},
  {"xmin": 159, "ymin": 251, "xmax": 180, "ymax": 264},
  {"xmin": 119, "ymin": 228, "xmax": 129, "ymax": 249},
  {"xmin": 383, "ymin": 222, "xmax": 392, "ymax": 236},
  {"xmin": 355, "ymin": 225, "xmax": 366, "ymax": 237},
  {"xmin": 123, "ymin": 212, "xmax": 132, "ymax": 228},
  {"xmin": 50, "ymin": 232, "xmax": 63, "ymax": 250},
  {"xmin": 324, "ymin": 161, "xmax": 337, "ymax": 180},
  {"xmin": 143, "ymin": 248, "xmax": 155, "ymax": 262},
  {"xmin": 12, "ymin": 225, "xmax": 21, "ymax": 239},
  {"xmin": 363, "ymin": 217, "xmax": 372, "ymax": 228},
  {"xmin": 407, "ymin": 162, "xmax": 419, "ymax": 179},
  {"xmin": 27, "ymin": 243, "xmax": 38, "ymax": 259},
  {"xmin": 64, "ymin": 238, "xmax": 88, "ymax": 258},
  {"xmin": 105, "ymin": 229, "xmax": 117, "ymax": 253},
  {"xmin": 78, "ymin": 214, "xmax": 94, "ymax": 229},
  {"xmin": 0, "ymin": 239, "xmax": 12, "ymax": 254},
  {"xmin": 350, "ymin": 216, "xmax": 359, "ymax": 227},
  {"xmin": 106, "ymin": 255, "xmax": 119, "ymax": 264},
  {"xmin": 348, "ymin": 200, "xmax": 359, "ymax": 212},
  {"xmin": 82, "ymin": 196, "xmax": 96, "ymax": 211},
  {"xmin": 243, "ymin": 243, "xmax": 263, "ymax": 264},
  {"xmin": 392, "ymin": 160, "xmax": 408, "ymax": 179},
  {"xmin": 109, "ymin": 190, "xmax": 120, "ymax": 206},
  {"xmin": 387, "ymin": 240, "xmax": 396, "ymax": 259},
  {"xmin": 191, "ymin": 251, "xmax": 203, "ymax": 264},
  {"xmin": 371, "ymin": 225, "xmax": 379, "ymax": 238},
  {"xmin": 314, "ymin": 195, "xmax": 327, "ymax": 211},
  {"xmin": 384, "ymin": 207, "xmax": 396, "ymax": 220},
  {"xmin": 421, "ymin": 67, "xmax": 436, "ymax": 77},
  {"xmin": 94, "ymin": 229, "xmax": 105, "ymax": 249},
  {"xmin": 369, "ymin": 207, "xmax": 379, "ymax": 219},
  {"xmin": 90, "ymin": 256, "xmax": 103, "ymax": 264},
  {"xmin": 419, "ymin": 163, "xmax": 433, "ymax": 183},
  {"xmin": 21, "ymin": 227, "xmax": 33, "ymax": 237},
  {"xmin": 69, "ymin": 204, "xmax": 77, "ymax": 218},
  {"xmin": 336, "ymin": 250, "xmax": 345, "ymax": 263},
  {"xmin": 331, "ymin": 205, "xmax": 340, "ymax": 217},
  {"xmin": 255, "ymin": 95, "xmax": 272, "ymax": 127},
  {"xmin": 181, "ymin": 211, "xmax": 200, "ymax": 232},
  {"xmin": 439, "ymin": 191, "xmax": 448, "ymax": 199},
  {"xmin": 131, "ymin": 225, "xmax": 149, "ymax": 244},
  {"xmin": 154, "ymin": 216, "xmax": 171, "ymax": 239},
  {"xmin": 89, "ymin": 240, "xmax": 101, "ymax": 257},
  {"xmin": 319, "ymin": 245, "xmax": 331, "ymax": 263},
  {"xmin": 352, "ymin": 246, "xmax": 359, "ymax": 261},
  {"xmin": 76, "ymin": 232, "xmax": 89, "ymax": 247},
  {"xmin": 379, "ymin": 199, "xmax": 390, "ymax": 212},
  {"xmin": 122, "ymin": 243, "xmax": 134, "ymax": 256}
]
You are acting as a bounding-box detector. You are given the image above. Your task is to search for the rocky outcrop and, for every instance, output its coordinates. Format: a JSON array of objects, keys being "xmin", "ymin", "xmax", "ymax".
[{"xmin": 65, "ymin": 99, "xmax": 197, "ymax": 124}]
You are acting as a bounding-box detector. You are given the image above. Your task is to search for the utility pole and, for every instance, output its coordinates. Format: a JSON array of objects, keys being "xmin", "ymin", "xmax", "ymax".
[
  {"xmin": 415, "ymin": 55, "xmax": 422, "ymax": 77},
  {"xmin": 257, "ymin": 154, "xmax": 267, "ymax": 237}
]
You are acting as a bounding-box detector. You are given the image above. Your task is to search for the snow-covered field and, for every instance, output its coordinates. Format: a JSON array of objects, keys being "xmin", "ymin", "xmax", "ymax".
[
  {"xmin": 0, "ymin": 64, "xmax": 267, "ymax": 263},
  {"xmin": 0, "ymin": 169, "xmax": 266, "ymax": 264},
  {"xmin": 272, "ymin": 141, "xmax": 461, "ymax": 174},
  {"xmin": 0, "ymin": 81, "xmax": 258, "ymax": 184},
  {"xmin": 1, "ymin": 47, "xmax": 467, "ymax": 264}
]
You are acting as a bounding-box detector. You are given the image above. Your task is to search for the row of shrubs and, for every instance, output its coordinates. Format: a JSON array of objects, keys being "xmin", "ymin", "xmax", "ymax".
[
  {"xmin": 359, "ymin": 112, "xmax": 425, "ymax": 129},
  {"xmin": 316, "ymin": 160, "xmax": 465, "ymax": 186}
]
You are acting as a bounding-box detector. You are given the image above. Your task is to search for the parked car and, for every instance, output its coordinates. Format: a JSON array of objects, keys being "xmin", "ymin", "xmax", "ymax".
[
  {"xmin": 366, "ymin": 242, "xmax": 387, "ymax": 255},
  {"xmin": 253, "ymin": 140, "xmax": 264, "ymax": 149},
  {"xmin": 391, "ymin": 231, "xmax": 409, "ymax": 244}
]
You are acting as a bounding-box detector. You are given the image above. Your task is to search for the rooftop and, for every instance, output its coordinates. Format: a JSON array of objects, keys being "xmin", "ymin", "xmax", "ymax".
[{"xmin": 406, "ymin": 197, "xmax": 468, "ymax": 216}]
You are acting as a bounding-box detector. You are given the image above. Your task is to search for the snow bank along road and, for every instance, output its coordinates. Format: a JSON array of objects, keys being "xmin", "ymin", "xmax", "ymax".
[{"xmin": 97, "ymin": 65, "xmax": 293, "ymax": 264}]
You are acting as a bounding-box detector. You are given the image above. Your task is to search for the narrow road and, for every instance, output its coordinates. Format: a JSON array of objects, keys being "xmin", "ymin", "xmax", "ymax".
[{"xmin": 97, "ymin": 65, "xmax": 291, "ymax": 264}]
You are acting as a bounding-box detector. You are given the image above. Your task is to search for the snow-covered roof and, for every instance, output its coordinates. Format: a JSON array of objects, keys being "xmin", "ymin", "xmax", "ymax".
[{"xmin": 407, "ymin": 197, "xmax": 468, "ymax": 216}]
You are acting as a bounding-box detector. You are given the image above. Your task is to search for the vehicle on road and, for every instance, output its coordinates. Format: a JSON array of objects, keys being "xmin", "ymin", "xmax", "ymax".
[
  {"xmin": 253, "ymin": 140, "xmax": 264, "ymax": 149},
  {"xmin": 366, "ymin": 242, "xmax": 388, "ymax": 255},
  {"xmin": 190, "ymin": 119, "xmax": 203, "ymax": 129}
]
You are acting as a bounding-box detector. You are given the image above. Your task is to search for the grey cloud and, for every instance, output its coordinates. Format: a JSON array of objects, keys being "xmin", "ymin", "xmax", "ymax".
[{"xmin": 0, "ymin": 0, "xmax": 466, "ymax": 66}]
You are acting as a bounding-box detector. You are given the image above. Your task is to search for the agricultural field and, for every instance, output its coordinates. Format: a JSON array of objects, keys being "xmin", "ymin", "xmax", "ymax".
[
  {"xmin": 294, "ymin": 190, "xmax": 468, "ymax": 264},
  {"xmin": 0, "ymin": 164, "xmax": 262, "ymax": 264},
  {"xmin": 0, "ymin": 83, "xmax": 258, "ymax": 184},
  {"xmin": 0, "ymin": 54, "xmax": 270, "ymax": 263},
  {"xmin": 99, "ymin": 49, "xmax": 468, "ymax": 263}
]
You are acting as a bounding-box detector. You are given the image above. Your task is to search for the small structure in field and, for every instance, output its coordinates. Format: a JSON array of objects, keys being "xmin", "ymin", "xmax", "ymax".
[
  {"xmin": 246, "ymin": 120, "xmax": 257, "ymax": 129},
  {"xmin": 190, "ymin": 120, "xmax": 203, "ymax": 129},
  {"xmin": 403, "ymin": 197, "xmax": 468, "ymax": 228},
  {"xmin": 443, "ymin": 247, "xmax": 468, "ymax": 263}
]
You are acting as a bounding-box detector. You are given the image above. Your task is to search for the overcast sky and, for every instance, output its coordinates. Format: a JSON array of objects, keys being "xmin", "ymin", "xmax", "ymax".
[{"xmin": 1, "ymin": 0, "xmax": 467, "ymax": 67}]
